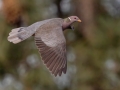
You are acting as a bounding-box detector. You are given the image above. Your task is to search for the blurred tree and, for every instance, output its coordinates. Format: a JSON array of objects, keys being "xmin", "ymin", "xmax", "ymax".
[
  {"xmin": 1, "ymin": 0, "xmax": 120, "ymax": 90},
  {"xmin": 2, "ymin": 0, "xmax": 23, "ymax": 27},
  {"xmin": 0, "ymin": 0, "xmax": 59, "ymax": 90},
  {"xmin": 54, "ymin": 0, "xmax": 63, "ymax": 17},
  {"xmin": 74, "ymin": 0, "xmax": 96, "ymax": 44},
  {"xmin": 71, "ymin": 0, "xmax": 120, "ymax": 90}
]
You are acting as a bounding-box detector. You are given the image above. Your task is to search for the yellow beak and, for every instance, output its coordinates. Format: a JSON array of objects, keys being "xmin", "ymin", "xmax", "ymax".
[{"xmin": 78, "ymin": 19, "xmax": 81, "ymax": 22}]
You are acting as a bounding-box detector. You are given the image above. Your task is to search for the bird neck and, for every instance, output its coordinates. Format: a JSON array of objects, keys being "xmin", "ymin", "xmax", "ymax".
[
  {"xmin": 62, "ymin": 18, "xmax": 73, "ymax": 30},
  {"xmin": 64, "ymin": 18, "xmax": 71, "ymax": 23}
]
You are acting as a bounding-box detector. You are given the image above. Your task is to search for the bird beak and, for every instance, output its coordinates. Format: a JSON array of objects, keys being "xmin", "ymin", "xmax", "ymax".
[{"xmin": 77, "ymin": 19, "xmax": 81, "ymax": 22}]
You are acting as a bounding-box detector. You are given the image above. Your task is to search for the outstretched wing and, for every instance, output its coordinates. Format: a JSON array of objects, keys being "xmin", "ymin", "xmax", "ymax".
[{"xmin": 34, "ymin": 19, "xmax": 67, "ymax": 76}]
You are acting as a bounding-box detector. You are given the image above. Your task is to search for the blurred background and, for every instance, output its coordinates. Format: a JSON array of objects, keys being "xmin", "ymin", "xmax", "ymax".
[{"xmin": 0, "ymin": 0, "xmax": 120, "ymax": 90}]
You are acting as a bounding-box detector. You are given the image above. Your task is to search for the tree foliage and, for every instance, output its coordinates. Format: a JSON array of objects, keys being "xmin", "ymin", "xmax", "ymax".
[{"xmin": 0, "ymin": 0, "xmax": 120, "ymax": 90}]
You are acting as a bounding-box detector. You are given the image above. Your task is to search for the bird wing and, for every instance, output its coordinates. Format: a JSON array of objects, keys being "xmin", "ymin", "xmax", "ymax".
[{"xmin": 34, "ymin": 19, "xmax": 67, "ymax": 76}]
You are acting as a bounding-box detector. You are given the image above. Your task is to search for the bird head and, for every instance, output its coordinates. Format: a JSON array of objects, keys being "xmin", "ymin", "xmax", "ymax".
[
  {"xmin": 63, "ymin": 16, "xmax": 81, "ymax": 30},
  {"xmin": 68, "ymin": 16, "xmax": 81, "ymax": 23}
]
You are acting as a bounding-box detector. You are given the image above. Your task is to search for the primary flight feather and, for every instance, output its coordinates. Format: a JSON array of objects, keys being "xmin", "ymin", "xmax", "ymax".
[{"xmin": 8, "ymin": 16, "xmax": 81, "ymax": 76}]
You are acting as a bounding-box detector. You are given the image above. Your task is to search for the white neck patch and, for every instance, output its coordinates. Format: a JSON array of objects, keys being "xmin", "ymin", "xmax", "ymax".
[{"xmin": 68, "ymin": 17, "xmax": 72, "ymax": 21}]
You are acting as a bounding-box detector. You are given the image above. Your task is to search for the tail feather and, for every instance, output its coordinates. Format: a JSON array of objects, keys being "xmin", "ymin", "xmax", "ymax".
[
  {"xmin": 9, "ymin": 30, "xmax": 18, "ymax": 35},
  {"xmin": 8, "ymin": 26, "xmax": 36, "ymax": 44},
  {"xmin": 8, "ymin": 28, "xmax": 22, "ymax": 44}
]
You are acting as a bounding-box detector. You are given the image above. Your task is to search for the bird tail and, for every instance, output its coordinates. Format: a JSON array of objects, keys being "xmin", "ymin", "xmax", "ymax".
[{"xmin": 8, "ymin": 27, "xmax": 24, "ymax": 44}]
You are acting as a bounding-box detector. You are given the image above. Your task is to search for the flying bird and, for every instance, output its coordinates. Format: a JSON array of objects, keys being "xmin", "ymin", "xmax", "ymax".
[{"xmin": 8, "ymin": 16, "xmax": 81, "ymax": 76}]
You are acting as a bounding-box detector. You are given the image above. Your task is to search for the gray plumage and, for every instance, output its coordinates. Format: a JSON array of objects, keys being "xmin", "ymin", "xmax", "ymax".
[{"xmin": 8, "ymin": 16, "xmax": 81, "ymax": 76}]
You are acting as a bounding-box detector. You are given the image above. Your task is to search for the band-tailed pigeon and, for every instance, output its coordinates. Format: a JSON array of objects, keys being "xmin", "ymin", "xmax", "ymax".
[{"xmin": 8, "ymin": 16, "xmax": 81, "ymax": 76}]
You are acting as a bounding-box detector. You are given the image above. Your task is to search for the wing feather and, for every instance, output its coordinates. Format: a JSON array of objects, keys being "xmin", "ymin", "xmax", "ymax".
[
  {"xmin": 52, "ymin": 47, "xmax": 64, "ymax": 75},
  {"xmin": 34, "ymin": 19, "xmax": 67, "ymax": 76},
  {"xmin": 50, "ymin": 47, "xmax": 62, "ymax": 72}
]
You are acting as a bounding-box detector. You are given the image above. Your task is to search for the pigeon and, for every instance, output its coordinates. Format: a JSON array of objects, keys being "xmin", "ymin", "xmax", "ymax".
[{"xmin": 8, "ymin": 16, "xmax": 81, "ymax": 76}]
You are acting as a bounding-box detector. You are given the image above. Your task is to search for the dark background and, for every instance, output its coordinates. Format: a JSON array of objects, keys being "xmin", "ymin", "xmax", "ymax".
[{"xmin": 0, "ymin": 0, "xmax": 120, "ymax": 90}]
